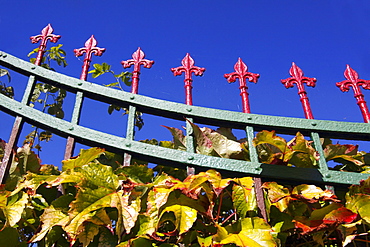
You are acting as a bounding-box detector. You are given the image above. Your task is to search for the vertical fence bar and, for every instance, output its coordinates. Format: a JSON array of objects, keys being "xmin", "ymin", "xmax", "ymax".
[
  {"xmin": 224, "ymin": 58, "xmax": 267, "ymax": 220},
  {"xmin": 336, "ymin": 65, "xmax": 370, "ymax": 123},
  {"xmin": 64, "ymin": 35, "xmax": 105, "ymax": 160},
  {"xmin": 1, "ymin": 25, "xmax": 60, "ymax": 184},
  {"xmin": 281, "ymin": 63, "xmax": 334, "ymax": 191},
  {"xmin": 121, "ymin": 48, "xmax": 154, "ymax": 166},
  {"xmin": 281, "ymin": 62, "xmax": 316, "ymax": 120},
  {"xmin": 245, "ymin": 125, "xmax": 267, "ymax": 220},
  {"xmin": 171, "ymin": 53, "xmax": 205, "ymax": 175}
]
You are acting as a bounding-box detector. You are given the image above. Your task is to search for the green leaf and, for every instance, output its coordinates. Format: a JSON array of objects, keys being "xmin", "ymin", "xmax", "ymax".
[
  {"xmin": 79, "ymin": 162, "xmax": 119, "ymax": 190},
  {"xmin": 62, "ymin": 147, "xmax": 105, "ymax": 171},
  {"xmin": 117, "ymin": 164, "xmax": 154, "ymax": 184},
  {"xmin": 27, "ymin": 47, "xmax": 39, "ymax": 57},
  {"xmin": 0, "ymin": 227, "xmax": 20, "ymax": 247},
  {"xmin": 197, "ymin": 235, "xmax": 213, "ymax": 247}
]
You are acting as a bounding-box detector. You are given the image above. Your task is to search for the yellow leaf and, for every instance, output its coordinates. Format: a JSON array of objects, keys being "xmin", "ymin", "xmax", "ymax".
[
  {"xmin": 161, "ymin": 204, "xmax": 197, "ymax": 234},
  {"xmin": 62, "ymin": 147, "xmax": 104, "ymax": 171},
  {"xmin": 30, "ymin": 206, "xmax": 69, "ymax": 243},
  {"xmin": 3, "ymin": 192, "xmax": 28, "ymax": 227}
]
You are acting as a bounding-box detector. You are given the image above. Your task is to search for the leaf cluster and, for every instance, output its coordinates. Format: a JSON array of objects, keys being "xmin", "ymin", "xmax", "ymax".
[
  {"xmin": 1, "ymin": 122, "xmax": 370, "ymax": 246},
  {"xmin": 0, "ymin": 68, "xmax": 13, "ymax": 99}
]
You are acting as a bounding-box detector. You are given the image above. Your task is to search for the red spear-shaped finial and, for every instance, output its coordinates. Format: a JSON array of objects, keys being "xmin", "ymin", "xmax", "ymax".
[
  {"xmin": 281, "ymin": 62, "xmax": 316, "ymax": 119},
  {"xmin": 30, "ymin": 24, "xmax": 61, "ymax": 66},
  {"xmin": 121, "ymin": 47, "xmax": 154, "ymax": 94},
  {"xmin": 171, "ymin": 53, "xmax": 205, "ymax": 105},
  {"xmin": 74, "ymin": 35, "xmax": 106, "ymax": 81},
  {"xmin": 336, "ymin": 65, "xmax": 370, "ymax": 123},
  {"xmin": 224, "ymin": 58, "xmax": 260, "ymax": 113}
]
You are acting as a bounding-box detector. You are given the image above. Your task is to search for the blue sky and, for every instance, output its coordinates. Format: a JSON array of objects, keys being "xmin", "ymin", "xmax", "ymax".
[{"xmin": 1, "ymin": 1, "xmax": 370, "ymax": 166}]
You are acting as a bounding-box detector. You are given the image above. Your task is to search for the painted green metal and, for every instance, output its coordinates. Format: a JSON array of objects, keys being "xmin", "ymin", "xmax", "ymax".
[{"xmin": 0, "ymin": 51, "xmax": 369, "ymax": 186}]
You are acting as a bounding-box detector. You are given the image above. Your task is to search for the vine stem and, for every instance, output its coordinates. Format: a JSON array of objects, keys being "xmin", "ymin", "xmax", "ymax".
[
  {"xmin": 221, "ymin": 211, "xmax": 236, "ymax": 225},
  {"xmin": 216, "ymin": 191, "xmax": 224, "ymax": 222}
]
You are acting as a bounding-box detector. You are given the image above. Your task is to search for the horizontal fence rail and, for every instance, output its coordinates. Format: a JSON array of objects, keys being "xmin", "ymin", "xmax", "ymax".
[{"xmin": 1, "ymin": 51, "xmax": 370, "ymax": 186}]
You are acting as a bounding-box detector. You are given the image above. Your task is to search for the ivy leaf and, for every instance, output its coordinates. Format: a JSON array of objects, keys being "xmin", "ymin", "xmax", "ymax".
[
  {"xmin": 262, "ymin": 182, "xmax": 291, "ymax": 212},
  {"xmin": 291, "ymin": 184, "xmax": 338, "ymax": 203},
  {"xmin": 287, "ymin": 132, "xmax": 318, "ymax": 168},
  {"xmin": 15, "ymin": 143, "xmax": 41, "ymax": 174},
  {"xmin": 0, "ymin": 227, "xmax": 20, "ymax": 247},
  {"xmin": 346, "ymin": 178, "xmax": 370, "ymax": 224},
  {"xmin": 294, "ymin": 203, "xmax": 357, "ymax": 235},
  {"xmin": 0, "ymin": 68, "xmax": 11, "ymax": 81},
  {"xmin": 162, "ymin": 125, "xmax": 186, "ymax": 151},
  {"xmin": 232, "ymin": 177, "xmax": 254, "ymax": 218},
  {"xmin": 3, "ymin": 192, "xmax": 28, "ymax": 227},
  {"xmin": 76, "ymin": 222, "xmax": 100, "ymax": 247},
  {"xmin": 62, "ymin": 147, "xmax": 105, "ymax": 171},
  {"xmin": 79, "ymin": 162, "xmax": 119, "ymax": 190},
  {"xmin": 117, "ymin": 163, "xmax": 154, "ymax": 184},
  {"xmin": 188, "ymin": 121, "xmax": 216, "ymax": 156},
  {"xmin": 205, "ymin": 169, "xmax": 232, "ymax": 196},
  {"xmin": 39, "ymin": 131, "xmax": 53, "ymax": 142},
  {"xmin": 201, "ymin": 126, "xmax": 246, "ymax": 159},
  {"xmin": 30, "ymin": 206, "xmax": 69, "ymax": 243},
  {"xmin": 112, "ymin": 192, "xmax": 140, "ymax": 239},
  {"xmin": 253, "ymin": 130, "xmax": 288, "ymax": 164},
  {"xmin": 218, "ymin": 217, "xmax": 276, "ymax": 247},
  {"xmin": 324, "ymin": 144, "xmax": 364, "ymax": 171},
  {"xmin": 160, "ymin": 204, "xmax": 197, "ymax": 234}
]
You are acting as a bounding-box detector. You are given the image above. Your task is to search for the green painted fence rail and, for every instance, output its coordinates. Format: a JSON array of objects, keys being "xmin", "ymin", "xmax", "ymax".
[{"xmin": 0, "ymin": 51, "xmax": 369, "ymax": 186}]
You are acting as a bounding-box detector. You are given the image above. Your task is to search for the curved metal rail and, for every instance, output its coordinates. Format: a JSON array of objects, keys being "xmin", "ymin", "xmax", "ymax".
[{"xmin": 0, "ymin": 51, "xmax": 369, "ymax": 185}]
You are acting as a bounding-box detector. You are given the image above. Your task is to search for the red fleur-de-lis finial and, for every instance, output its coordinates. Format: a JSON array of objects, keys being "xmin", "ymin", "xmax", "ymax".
[
  {"xmin": 281, "ymin": 62, "xmax": 317, "ymax": 119},
  {"xmin": 224, "ymin": 58, "xmax": 260, "ymax": 113},
  {"xmin": 121, "ymin": 47, "xmax": 154, "ymax": 94},
  {"xmin": 30, "ymin": 24, "xmax": 61, "ymax": 66},
  {"xmin": 171, "ymin": 53, "xmax": 205, "ymax": 105},
  {"xmin": 336, "ymin": 65, "xmax": 370, "ymax": 123},
  {"xmin": 74, "ymin": 35, "xmax": 106, "ymax": 81}
]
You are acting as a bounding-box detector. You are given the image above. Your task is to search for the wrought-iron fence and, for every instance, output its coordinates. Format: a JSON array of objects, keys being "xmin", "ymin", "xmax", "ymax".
[{"xmin": 1, "ymin": 24, "xmax": 370, "ymax": 195}]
